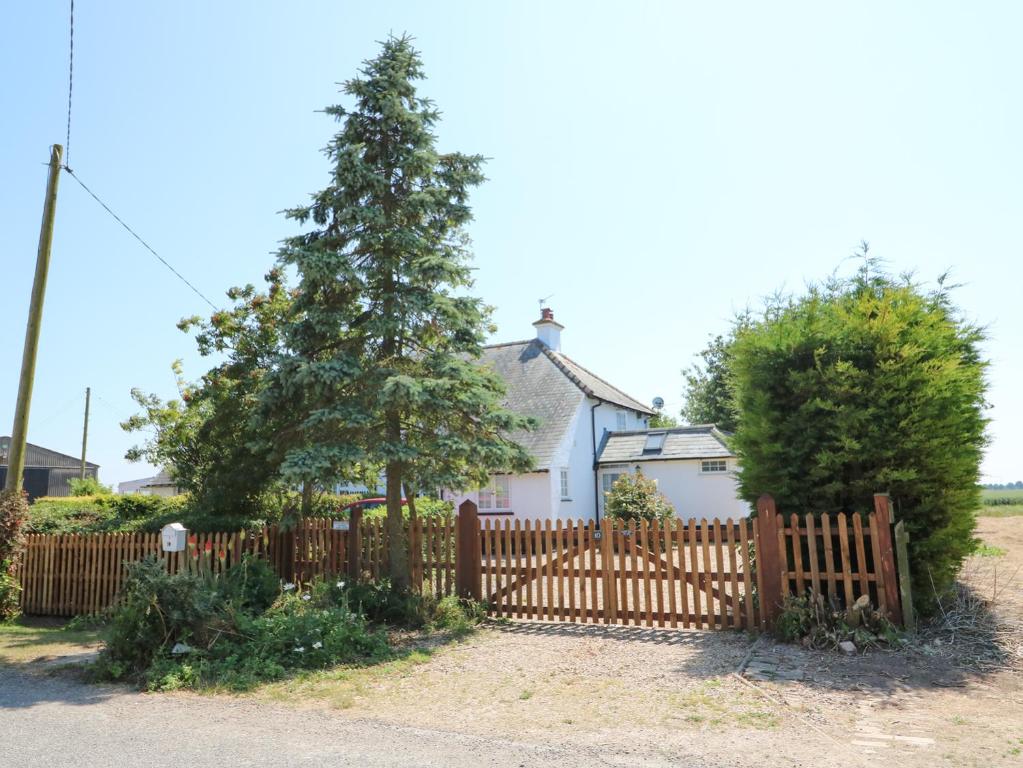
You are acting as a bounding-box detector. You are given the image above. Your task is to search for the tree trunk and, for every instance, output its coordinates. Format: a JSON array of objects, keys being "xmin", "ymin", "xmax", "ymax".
[
  {"xmin": 385, "ymin": 411, "xmax": 409, "ymax": 590},
  {"xmin": 301, "ymin": 481, "xmax": 313, "ymax": 517},
  {"xmin": 386, "ymin": 461, "xmax": 409, "ymax": 590}
]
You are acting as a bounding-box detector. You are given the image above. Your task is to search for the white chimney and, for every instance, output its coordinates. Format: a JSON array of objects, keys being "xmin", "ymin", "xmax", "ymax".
[{"xmin": 533, "ymin": 307, "xmax": 564, "ymax": 352}]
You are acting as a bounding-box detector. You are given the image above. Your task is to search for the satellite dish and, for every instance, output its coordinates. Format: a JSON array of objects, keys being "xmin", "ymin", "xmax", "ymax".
[{"xmin": 652, "ymin": 396, "xmax": 665, "ymax": 411}]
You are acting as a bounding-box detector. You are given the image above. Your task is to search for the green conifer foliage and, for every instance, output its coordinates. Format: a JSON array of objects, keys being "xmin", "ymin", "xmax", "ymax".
[
  {"xmin": 261, "ymin": 36, "xmax": 534, "ymax": 588},
  {"xmin": 730, "ymin": 260, "xmax": 987, "ymax": 613}
]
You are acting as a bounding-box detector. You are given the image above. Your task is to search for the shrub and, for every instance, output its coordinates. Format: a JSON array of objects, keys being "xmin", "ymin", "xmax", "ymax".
[
  {"xmin": 603, "ymin": 471, "xmax": 675, "ymax": 523},
  {"xmin": 730, "ymin": 261, "xmax": 987, "ymax": 615},
  {"xmin": 94, "ymin": 556, "xmax": 390, "ymax": 691},
  {"xmin": 0, "ymin": 565, "xmax": 20, "ymax": 621},
  {"xmin": 68, "ymin": 477, "xmax": 113, "ymax": 496},
  {"xmin": 0, "ymin": 490, "xmax": 28, "ymax": 621}
]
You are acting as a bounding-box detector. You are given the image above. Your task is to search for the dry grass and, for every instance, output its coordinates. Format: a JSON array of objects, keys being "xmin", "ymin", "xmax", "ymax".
[{"xmin": 917, "ymin": 548, "xmax": 1023, "ymax": 673}]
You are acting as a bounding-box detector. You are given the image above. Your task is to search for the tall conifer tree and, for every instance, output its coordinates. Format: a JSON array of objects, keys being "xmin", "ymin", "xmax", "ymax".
[{"xmin": 260, "ymin": 36, "xmax": 533, "ymax": 588}]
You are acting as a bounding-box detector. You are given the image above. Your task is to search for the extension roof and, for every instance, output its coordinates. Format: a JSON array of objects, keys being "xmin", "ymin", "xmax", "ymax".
[
  {"xmin": 596, "ymin": 425, "xmax": 734, "ymax": 464},
  {"xmin": 480, "ymin": 339, "xmax": 654, "ymax": 467}
]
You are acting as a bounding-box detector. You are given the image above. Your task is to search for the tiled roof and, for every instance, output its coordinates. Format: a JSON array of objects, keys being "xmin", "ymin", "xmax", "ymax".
[
  {"xmin": 545, "ymin": 351, "xmax": 655, "ymax": 416},
  {"xmin": 479, "ymin": 340, "xmax": 585, "ymax": 467},
  {"xmin": 596, "ymin": 425, "xmax": 734, "ymax": 464},
  {"xmin": 479, "ymin": 339, "xmax": 654, "ymax": 466}
]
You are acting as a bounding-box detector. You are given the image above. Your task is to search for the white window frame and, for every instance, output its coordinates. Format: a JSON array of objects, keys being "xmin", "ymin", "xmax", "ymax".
[
  {"xmin": 478, "ymin": 475, "xmax": 511, "ymax": 512},
  {"xmin": 615, "ymin": 411, "xmax": 628, "ymax": 431},
  {"xmin": 601, "ymin": 471, "xmax": 624, "ymax": 496},
  {"xmin": 559, "ymin": 468, "xmax": 570, "ymax": 500},
  {"xmin": 700, "ymin": 459, "xmax": 729, "ymax": 474}
]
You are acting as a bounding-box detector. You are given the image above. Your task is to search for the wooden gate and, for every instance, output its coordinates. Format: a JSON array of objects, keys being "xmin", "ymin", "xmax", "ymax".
[{"xmin": 479, "ymin": 517, "xmax": 762, "ymax": 630}]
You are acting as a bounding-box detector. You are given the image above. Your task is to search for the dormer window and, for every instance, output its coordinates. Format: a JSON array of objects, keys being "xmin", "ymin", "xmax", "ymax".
[{"xmin": 642, "ymin": 432, "xmax": 666, "ymax": 455}]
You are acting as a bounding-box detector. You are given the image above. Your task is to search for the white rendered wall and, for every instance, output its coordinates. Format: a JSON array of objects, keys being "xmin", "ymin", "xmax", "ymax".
[
  {"xmin": 598, "ymin": 459, "xmax": 751, "ymax": 520},
  {"xmin": 445, "ymin": 472, "xmax": 554, "ymax": 522}
]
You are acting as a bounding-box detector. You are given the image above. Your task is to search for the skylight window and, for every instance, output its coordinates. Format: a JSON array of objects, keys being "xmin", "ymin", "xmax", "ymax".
[{"xmin": 642, "ymin": 432, "xmax": 666, "ymax": 454}]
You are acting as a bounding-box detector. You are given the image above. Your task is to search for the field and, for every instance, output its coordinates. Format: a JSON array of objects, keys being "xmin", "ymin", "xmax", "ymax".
[{"xmin": 981, "ymin": 488, "xmax": 1023, "ymax": 517}]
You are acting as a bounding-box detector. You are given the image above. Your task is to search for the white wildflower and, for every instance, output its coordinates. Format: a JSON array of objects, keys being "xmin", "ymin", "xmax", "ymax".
[
  {"xmin": 283, "ymin": 582, "xmax": 296, "ymax": 592},
  {"xmin": 336, "ymin": 581, "xmax": 345, "ymax": 589},
  {"xmin": 312, "ymin": 641, "xmax": 323, "ymax": 649},
  {"xmin": 294, "ymin": 646, "xmax": 305, "ymax": 653},
  {"xmin": 171, "ymin": 642, "xmax": 192, "ymax": 655},
  {"xmin": 301, "ymin": 594, "xmax": 312, "ymax": 601}
]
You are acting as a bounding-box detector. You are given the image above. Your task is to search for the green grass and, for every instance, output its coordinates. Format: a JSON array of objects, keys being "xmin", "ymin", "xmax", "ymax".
[
  {"xmin": 975, "ymin": 543, "xmax": 1007, "ymax": 558},
  {"xmin": 0, "ymin": 618, "xmax": 101, "ymax": 665},
  {"xmin": 978, "ymin": 488, "xmax": 1023, "ymax": 517},
  {"xmin": 978, "ymin": 504, "xmax": 1023, "ymax": 518}
]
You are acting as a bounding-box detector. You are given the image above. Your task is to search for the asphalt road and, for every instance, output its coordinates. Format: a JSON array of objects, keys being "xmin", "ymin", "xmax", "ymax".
[{"xmin": 0, "ymin": 667, "xmax": 699, "ymax": 768}]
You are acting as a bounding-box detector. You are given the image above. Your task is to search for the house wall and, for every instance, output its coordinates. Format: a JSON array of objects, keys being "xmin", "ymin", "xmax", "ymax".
[
  {"xmin": 598, "ymin": 458, "xmax": 751, "ymax": 520},
  {"xmin": 445, "ymin": 472, "xmax": 554, "ymax": 521},
  {"xmin": 549, "ymin": 398, "xmax": 652, "ymax": 523},
  {"xmin": 444, "ymin": 400, "xmax": 653, "ymax": 523}
]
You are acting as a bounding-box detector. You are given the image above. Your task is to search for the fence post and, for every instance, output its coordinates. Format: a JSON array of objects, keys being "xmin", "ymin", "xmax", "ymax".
[
  {"xmin": 755, "ymin": 494, "xmax": 783, "ymax": 628},
  {"xmin": 872, "ymin": 494, "xmax": 904, "ymax": 626},
  {"xmin": 893, "ymin": 521, "xmax": 915, "ymax": 632},
  {"xmin": 347, "ymin": 505, "xmax": 363, "ymax": 582},
  {"xmin": 455, "ymin": 500, "xmax": 482, "ymax": 601}
]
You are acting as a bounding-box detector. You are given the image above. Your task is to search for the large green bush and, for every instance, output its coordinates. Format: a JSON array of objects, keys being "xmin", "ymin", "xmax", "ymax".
[{"xmin": 730, "ymin": 263, "xmax": 987, "ymax": 614}]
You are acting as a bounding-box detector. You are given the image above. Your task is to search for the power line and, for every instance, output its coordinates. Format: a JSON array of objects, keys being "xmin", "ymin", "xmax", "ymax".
[
  {"xmin": 59, "ymin": 2, "xmax": 217, "ymax": 312},
  {"xmin": 66, "ymin": 0, "xmax": 74, "ymax": 165},
  {"xmin": 62, "ymin": 166, "xmax": 220, "ymax": 311}
]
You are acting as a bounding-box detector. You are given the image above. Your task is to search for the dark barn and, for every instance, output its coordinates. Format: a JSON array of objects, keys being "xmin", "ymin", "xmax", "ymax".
[{"xmin": 0, "ymin": 436, "xmax": 99, "ymax": 502}]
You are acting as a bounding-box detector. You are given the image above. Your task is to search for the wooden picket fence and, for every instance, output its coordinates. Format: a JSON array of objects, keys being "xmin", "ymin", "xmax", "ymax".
[
  {"xmin": 18, "ymin": 514, "xmax": 456, "ymax": 617},
  {"xmin": 18, "ymin": 493, "xmax": 910, "ymax": 629},
  {"xmin": 479, "ymin": 517, "xmax": 761, "ymax": 629}
]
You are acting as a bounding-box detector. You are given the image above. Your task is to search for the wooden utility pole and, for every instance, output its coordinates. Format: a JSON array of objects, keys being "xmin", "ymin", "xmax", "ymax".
[
  {"xmin": 80, "ymin": 386, "xmax": 91, "ymax": 480},
  {"xmin": 4, "ymin": 144, "xmax": 63, "ymax": 494}
]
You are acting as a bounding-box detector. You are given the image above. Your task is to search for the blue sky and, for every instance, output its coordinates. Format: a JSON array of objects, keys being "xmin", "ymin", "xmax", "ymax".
[{"xmin": 2, "ymin": 2, "xmax": 1021, "ymax": 486}]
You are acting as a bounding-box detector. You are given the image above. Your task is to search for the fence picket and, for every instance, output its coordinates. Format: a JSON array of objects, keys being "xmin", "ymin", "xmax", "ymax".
[
  {"xmin": 739, "ymin": 521, "xmax": 754, "ymax": 629},
  {"xmin": 726, "ymin": 519, "xmax": 741, "ymax": 629},
  {"xmin": 837, "ymin": 514, "xmax": 855, "ymax": 606},
  {"xmin": 852, "ymin": 514, "xmax": 869, "ymax": 597},
  {"xmin": 790, "ymin": 513, "xmax": 805, "ymax": 597},
  {"xmin": 805, "ymin": 514, "xmax": 821, "ymax": 598},
  {"xmin": 821, "ymin": 514, "xmax": 837, "ymax": 600}
]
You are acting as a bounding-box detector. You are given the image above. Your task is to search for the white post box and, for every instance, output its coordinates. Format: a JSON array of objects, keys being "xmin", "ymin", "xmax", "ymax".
[{"xmin": 161, "ymin": 522, "xmax": 188, "ymax": 552}]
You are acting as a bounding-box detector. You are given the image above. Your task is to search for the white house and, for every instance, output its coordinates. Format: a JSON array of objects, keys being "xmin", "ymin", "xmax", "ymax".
[
  {"xmin": 445, "ymin": 309, "xmax": 750, "ymax": 522},
  {"xmin": 117, "ymin": 468, "xmax": 181, "ymax": 497},
  {"xmin": 596, "ymin": 426, "xmax": 750, "ymax": 520}
]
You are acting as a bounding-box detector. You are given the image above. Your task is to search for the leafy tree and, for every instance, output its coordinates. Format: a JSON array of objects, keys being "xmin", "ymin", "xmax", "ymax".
[
  {"xmin": 257, "ymin": 36, "xmax": 534, "ymax": 588},
  {"xmin": 67, "ymin": 477, "xmax": 112, "ymax": 496},
  {"xmin": 649, "ymin": 412, "xmax": 679, "ymax": 428},
  {"xmin": 603, "ymin": 472, "xmax": 675, "ymax": 523},
  {"xmin": 729, "ymin": 258, "xmax": 988, "ymax": 613},
  {"xmin": 680, "ymin": 331, "xmax": 740, "ymax": 432},
  {"xmin": 123, "ymin": 270, "xmax": 295, "ymax": 519}
]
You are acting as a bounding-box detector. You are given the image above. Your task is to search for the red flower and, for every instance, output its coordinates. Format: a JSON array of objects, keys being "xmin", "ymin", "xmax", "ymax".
[
  {"xmin": 218, "ymin": 550, "xmax": 227, "ymax": 560},
  {"xmin": 204, "ymin": 542, "xmax": 213, "ymax": 553},
  {"xmin": 188, "ymin": 535, "xmax": 198, "ymax": 545}
]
